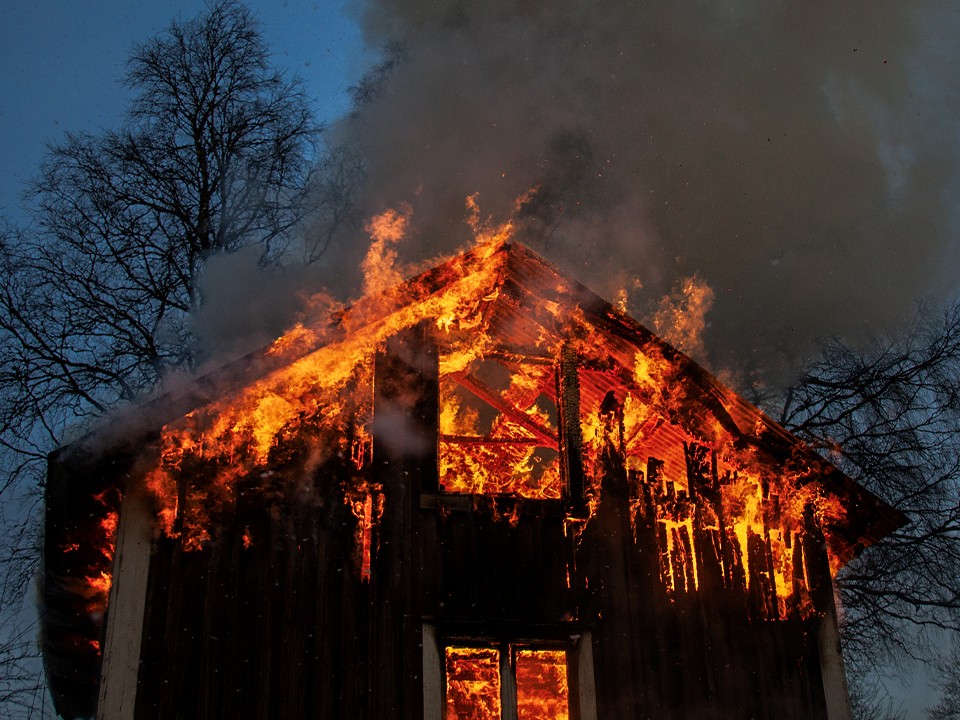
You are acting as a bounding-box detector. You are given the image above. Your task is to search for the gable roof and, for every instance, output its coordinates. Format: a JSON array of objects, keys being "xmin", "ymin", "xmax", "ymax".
[{"xmin": 52, "ymin": 236, "xmax": 907, "ymax": 568}]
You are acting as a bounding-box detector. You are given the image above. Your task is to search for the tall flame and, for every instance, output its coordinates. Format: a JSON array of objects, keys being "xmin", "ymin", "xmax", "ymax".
[
  {"xmin": 362, "ymin": 205, "xmax": 410, "ymax": 297},
  {"xmin": 651, "ymin": 275, "xmax": 715, "ymax": 359}
]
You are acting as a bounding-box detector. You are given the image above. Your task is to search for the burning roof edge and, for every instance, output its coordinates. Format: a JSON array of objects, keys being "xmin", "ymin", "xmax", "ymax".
[
  {"xmin": 496, "ymin": 243, "xmax": 907, "ymax": 557},
  {"xmin": 48, "ymin": 239, "xmax": 906, "ymax": 556},
  {"xmin": 48, "ymin": 239, "xmax": 511, "ymax": 464}
]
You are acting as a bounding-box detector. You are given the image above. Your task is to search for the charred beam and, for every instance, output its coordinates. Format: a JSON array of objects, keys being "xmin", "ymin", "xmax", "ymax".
[
  {"xmin": 450, "ymin": 371, "xmax": 558, "ymax": 449},
  {"xmin": 557, "ymin": 343, "xmax": 586, "ymax": 506},
  {"xmin": 439, "ymin": 434, "xmax": 547, "ymax": 446},
  {"xmin": 485, "ymin": 348, "xmax": 556, "ymax": 365}
]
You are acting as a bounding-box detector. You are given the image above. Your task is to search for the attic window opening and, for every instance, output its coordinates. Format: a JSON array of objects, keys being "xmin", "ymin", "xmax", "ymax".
[
  {"xmin": 444, "ymin": 644, "xmax": 571, "ymax": 720},
  {"xmin": 438, "ymin": 354, "xmax": 562, "ymax": 499}
]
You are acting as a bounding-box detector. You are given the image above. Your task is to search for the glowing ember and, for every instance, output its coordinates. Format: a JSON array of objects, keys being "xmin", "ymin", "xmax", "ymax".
[
  {"xmin": 445, "ymin": 646, "xmax": 501, "ymax": 719},
  {"xmin": 515, "ymin": 649, "xmax": 569, "ymax": 720},
  {"xmin": 346, "ymin": 483, "xmax": 383, "ymax": 582}
]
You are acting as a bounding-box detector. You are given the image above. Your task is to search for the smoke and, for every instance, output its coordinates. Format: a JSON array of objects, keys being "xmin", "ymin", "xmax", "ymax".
[{"xmin": 312, "ymin": 0, "xmax": 960, "ymax": 385}]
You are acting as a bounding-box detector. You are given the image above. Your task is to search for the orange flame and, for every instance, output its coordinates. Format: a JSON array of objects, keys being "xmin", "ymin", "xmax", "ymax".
[
  {"xmin": 445, "ymin": 646, "xmax": 501, "ymax": 720},
  {"xmin": 516, "ymin": 648, "xmax": 569, "ymax": 720},
  {"xmin": 346, "ymin": 482, "xmax": 383, "ymax": 581},
  {"xmin": 85, "ymin": 192, "xmax": 847, "ymax": 621},
  {"xmin": 141, "ymin": 208, "xmax": 507, "ymax": 555},
  {"xmin": 362, "ymin": 205, "xmax": 411, "ymax": 297},
  {"xmin": 71, "ymin": 490, "xmax": 121, "ymax": 647},
  {"xmin": 651, "ymin": 275, "xmax": 714, "ymax": 359}
]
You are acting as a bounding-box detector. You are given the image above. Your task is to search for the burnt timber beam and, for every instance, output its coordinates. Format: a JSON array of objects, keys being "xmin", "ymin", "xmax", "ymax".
[
  {"xmin": 485, "ymin": 348, "xmax": 555, "ymax": 365},
  {"xmin": 556, "ymin": 343, "xmax": 585, "ymax": 507},
  {"xmin": 450, "ymin": 371, "xmax": 558, "ymax": 449},
  {"xmin": 370, "ymin": 323, "xmax": 438, "ymax": 719},
  {"xmin": 439, "ymin": 434, "xmax": 547, "ymax": 446}
]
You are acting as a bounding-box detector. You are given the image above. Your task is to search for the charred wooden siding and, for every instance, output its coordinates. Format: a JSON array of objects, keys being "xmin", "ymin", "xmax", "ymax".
[
  {"xmin": 132, "ymin": 327, "xmax": 437, "ymax": 719},
  {"xmin": 134, "ymin": 458, "xmax": 370, "ymax": 718},
  {"xmin": 419, "ymin": 497, "xmax": 573, "ymax": 625},
  {"xmin": 573, "ymin": 442, "xmax": 830, "ymax": 720},
  {"xmin": 90, "ymin": 325, "xmax": 836, "ymax": 719}
]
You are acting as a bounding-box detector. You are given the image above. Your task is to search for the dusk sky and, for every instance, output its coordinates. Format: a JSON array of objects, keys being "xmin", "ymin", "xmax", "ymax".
[{"xmin": 2, "ymin": 2, "xmax": 958, "ymax": 717}]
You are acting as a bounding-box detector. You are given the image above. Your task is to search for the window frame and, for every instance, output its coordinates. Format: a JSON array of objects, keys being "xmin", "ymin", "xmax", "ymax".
[{"xmin": 422, "ymin": 623, "xmax": 597, "ymax": 720}]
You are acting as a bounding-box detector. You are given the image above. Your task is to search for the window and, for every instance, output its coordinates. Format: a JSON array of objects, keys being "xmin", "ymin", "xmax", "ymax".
[
  {"xmin": 437, "ymin": 356, "xmax": 562, "ymax": 499},
  {"xmin": 444, "ymin": 646, "xmax": 503, "ymax": 718},
  {"xmin": 423, "ymin": 626, "xmax": 597, "ymax": 720},
  {"xmin": 445, "ymin": 644, "xmax": 569, "ymax": 719}
]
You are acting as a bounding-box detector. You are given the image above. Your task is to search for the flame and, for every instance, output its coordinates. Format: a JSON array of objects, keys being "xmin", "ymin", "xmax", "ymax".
[
  {"xmin": 439, "ymin": 362, "xmax": 561, "ymax": 498},
  {"xmin": 445, "ymin": 646, "xmax": 501, "ymax": 720},
  {"xmin": 266, "ymin": 321, "xmax": 321, "ymax": 359},
  {"xmin": 571, "ymin": 332, "xmax": 842, "ymax": 619},
  {"xmin": 77, "ymin": 193, "xmax": 849, "ymax": 623},
  {"xmin": 443, "ymin": 645, "xmax": 570, "ymax": 718},
  {"xmin": 140, "ymin": 213, "xmax": 507, "ymax": 554},
  {"xmin": 362, "ymin": 206, "xmax": 410, "ymax": 297},
  {"xmin": 68, "ymin": 490, "xmax": 122, "ymax": 647},
  {"xmin": 651, "ymin": 275, "xmax": 714, "ymax": 358},
  {"xmin": 346, "ymin": 482, "xmax": 383, "ymax": 581},
  {"xmin": 515, "ymin": 649, "xmax": 569, "ymax": 720},
  {"xmin": 87, "ymin": 571, "xmax": 113, "ymax": 596}
]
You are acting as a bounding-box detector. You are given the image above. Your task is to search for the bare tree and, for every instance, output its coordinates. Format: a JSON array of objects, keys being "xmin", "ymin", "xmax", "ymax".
[
  {"xmin": 2, "ymin": 0, "xmax": 323, "ymax": 480},
  {"xmin": 0, "ymin": 609, "xmax": 49, "ymax": 718},
  {"xmin": 0, "ymin": 2, "xmax": 325, "ymax": 713},
  {"xmin": 847, "ymin": 673, "xmax": 907, "ymax": 720},
  {"xmin": 929, "ymin": 636, "xmax": 960, "ymax": 720},
  {"xmin": 779, "ymin": 303, "xmax": 960, "ymax": 667}
]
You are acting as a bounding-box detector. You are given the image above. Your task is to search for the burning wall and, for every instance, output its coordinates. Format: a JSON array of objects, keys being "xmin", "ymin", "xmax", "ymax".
[{"xmin": 43, "ymin": 240, "xmax": 904, "ymax": 719}]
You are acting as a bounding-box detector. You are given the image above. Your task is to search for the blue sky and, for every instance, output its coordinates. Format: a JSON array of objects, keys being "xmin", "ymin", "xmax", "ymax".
[{"xmin": 0, "ymin": 0, "xmax": 370, "ymax": 218}]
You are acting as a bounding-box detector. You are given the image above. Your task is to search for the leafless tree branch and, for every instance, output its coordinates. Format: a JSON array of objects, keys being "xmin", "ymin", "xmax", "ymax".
[{"xmin": 780, "ymin": 302, "xmax": 960, "ymax": 667}]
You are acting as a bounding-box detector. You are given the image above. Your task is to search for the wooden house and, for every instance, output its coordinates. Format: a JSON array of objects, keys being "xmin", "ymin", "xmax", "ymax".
[{"xmin": 42, "ymin": 241, "xmax": 904, "ymax": 719}]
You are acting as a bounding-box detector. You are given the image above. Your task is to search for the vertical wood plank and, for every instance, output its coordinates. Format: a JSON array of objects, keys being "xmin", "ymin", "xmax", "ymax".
[{"xmin": 97, "ymin": 487, "xmax": 153, "ymax": 720}]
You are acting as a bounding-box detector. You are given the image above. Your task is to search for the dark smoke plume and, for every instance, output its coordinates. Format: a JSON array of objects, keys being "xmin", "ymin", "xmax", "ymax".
[{"xmin": 317, "ymin": 0, "xmax": 960, "ymax": 384}]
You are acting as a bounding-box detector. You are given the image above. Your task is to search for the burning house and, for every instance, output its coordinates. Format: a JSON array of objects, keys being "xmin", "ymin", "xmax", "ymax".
[{"xmin": 43, "ymin": 238, "xmax": 904, "ymax": 719}]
